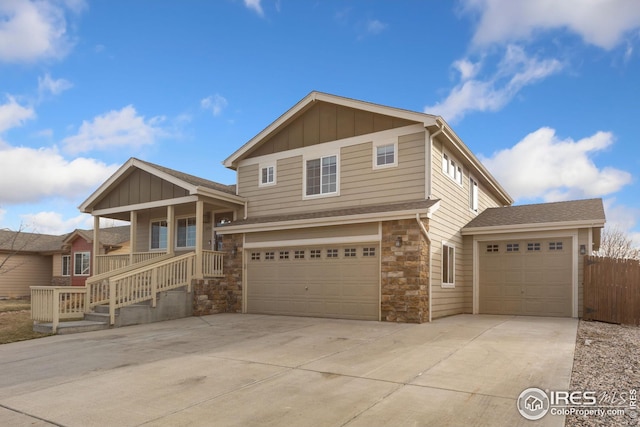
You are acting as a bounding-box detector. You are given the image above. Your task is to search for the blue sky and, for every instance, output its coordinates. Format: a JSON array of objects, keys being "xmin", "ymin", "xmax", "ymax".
[{"xmin": 1, "ymin": 0, "xmax": 639, "ymax": 246}]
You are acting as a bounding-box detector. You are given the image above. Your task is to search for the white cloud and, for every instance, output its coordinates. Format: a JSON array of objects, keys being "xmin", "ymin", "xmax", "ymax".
[
  {"xmin": 366, "ymin": 19, "xmax": 387, "ymax": 35},
  {"xmin": 463, "ymin": 0, "xmax": 640, "ymax": 50},
  {"xmin": 425, "ymin": 45, "xmax": 564, "ymax": 122},
  {"xmin": 62, "ymin": 105, "xmax": 166, "ymax": 154},
  {"xmin": 0, "ymin": 0, "xmax": 84, "ymax": 63},
  {"xmin": 0, "ymin": 96, "xmax": 36, "ymax": 133},
  {"xmin": 244, "ymin": 0, "xmax": 263, "ymax": 16},
  {"xmin": 480, "ymin": 127, "xmax": 633, "ymax": 202},
  {"xmin": 201, "ymin": 94, "xmax": 228, "ymax": 117},
  {"xmin": 602, "ymin": 198, "xmax": 640, "ymax": 249},
  {"xmin": 38, "ymin": 73, "xmax": 73, "ymax": 96},
  {"xmin": 20, "ymin": 211, "xmax": 92, "ymax": 235},
  {"xmin": 0, "ymin": 145, "xmax": 118, "ymax": 204}
]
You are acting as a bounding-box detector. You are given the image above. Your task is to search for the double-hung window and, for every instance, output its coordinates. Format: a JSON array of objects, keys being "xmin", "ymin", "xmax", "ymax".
[
  {"xmin": 469, "ymin": 176, "xmax": 479, "ymax": 212},
  {"xmin": 150, "ymin": 220, "xmax": 168, "ymax": 250},
  {"xmin": 305, "ymin": 155, "xmax": 337, "ymax": 196},
  {"xmin": 260, "ymin": 164, "xmax": 275, "ymax": 186},
  {"xmin": 442, "ymin": 152, "xmax": 463, "ymax": 185},
  {"xmin": 442, "ymin": 243, "xmax": 455, "ymax": 288},
  {"xmin": 177, "ymin": 217, "xmax": 196, "ymax": 248},
  {"xmin": 74, "ymin": 252, "xmax": 90, "ymax": 276},
  {"xmin": 374, "ymin": 141, "xmax": 397, "ymax": 169}
]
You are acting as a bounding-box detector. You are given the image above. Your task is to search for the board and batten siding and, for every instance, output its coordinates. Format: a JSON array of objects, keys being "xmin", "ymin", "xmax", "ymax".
[
  {"xmin": 238, "ymin": 130, "xmax": 426, "ymax": 218},
  {"xmin": 429, "ymin": 135, "xmax": 504, "ymax": 319},
  {"xmin": 0, "ymin": 254, "xmax": 52, "ymax": 298}
]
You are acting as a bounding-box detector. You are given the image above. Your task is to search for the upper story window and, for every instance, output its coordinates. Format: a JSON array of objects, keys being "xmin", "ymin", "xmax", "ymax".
[
  {"xmin": 151, "ymin": 219, "xmax": 168, "ymax": 250},
  {"xmin": 62, "ymin": 255, "xmax": 71, "ymax": 276},
  {"xmin": 469, "ymin": 176, "xmax": 479, "ymax": 212},
  {"xmin": 259, "ymin": 164, "xmax": 276, "ymax": 187},
  {"xmin": 305, "ymin": 155, "xmax": 337, "ymax": 197},
  {"xmin": 442, "ymin": 151, "xmax": 463, "ymax": 186},
  {"xmin": 373, "ymin": 140, "xmax": 397, "ymax": 169},
  {"xmin": 177, "ymin": 217, "xmax": 196, "ymax": 248},
  {"xmin": 74, "ymin": 252, "xmax": 90, "ymax": 276}
]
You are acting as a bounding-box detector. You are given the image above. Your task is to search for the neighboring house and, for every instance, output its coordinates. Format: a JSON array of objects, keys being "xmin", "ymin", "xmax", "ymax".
[
  {"xmin": 62, "ymin": 226, "xmax": 130, "ymax": 286},
  {"xmin": 0, "ymin": 230, "xmax": 66, "ymax": 298},
  {"xmin": 79, "ymin": 92, "xmax": 605, "ymax": 323}
]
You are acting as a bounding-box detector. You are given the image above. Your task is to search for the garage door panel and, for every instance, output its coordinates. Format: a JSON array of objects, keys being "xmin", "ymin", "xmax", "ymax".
[
  {"xmin": 247, "ymin": 244, "xmax": 379, "ymax": 320},
  {"xmin": 479, "ymin": 238, "xmax": 572, "ymax": 317}
]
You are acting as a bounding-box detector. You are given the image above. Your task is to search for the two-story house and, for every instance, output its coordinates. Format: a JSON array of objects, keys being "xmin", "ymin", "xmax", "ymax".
[{"xmin": 77, "ymin": 92, "xmax": 605, "ymax": 324}]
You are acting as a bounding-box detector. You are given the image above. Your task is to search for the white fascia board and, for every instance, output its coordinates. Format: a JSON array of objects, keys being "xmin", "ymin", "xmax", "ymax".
[
  {"xmin": 461, "ymin": 219, "xmax": 606, "ymax": 236},
  {"xmin": 216, "ymin": 208, "xmax": 435, "ymax": 235},
  {"xmin": 91, "ymin": 195, "xmax": 199, "ymax": 217},
  {"xmin": 193, "ymin": 186, "xmax": 246, "ymax": 205}
]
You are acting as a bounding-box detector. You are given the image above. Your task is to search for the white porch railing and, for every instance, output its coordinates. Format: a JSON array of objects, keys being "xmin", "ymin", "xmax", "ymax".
[
  {"xmin": 31, "ymin": 286, "xmax": 86, "ymax": 333},
  {"xmin": 203, "ymin": 250, "xmax": 224, "ymax": 277},
  {"xmin": 95, "ymin": 251, "xmax": 167, "ymax": 275}
]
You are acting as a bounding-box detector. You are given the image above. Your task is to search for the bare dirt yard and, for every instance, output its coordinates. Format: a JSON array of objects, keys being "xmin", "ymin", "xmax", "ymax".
[
  {"xmin": 0, "ymin": 299, "xmax": 51, "ymax": 344},
  {"xmin": 566, "ymin": 320, "xmax": 640, "ymax": 427}
]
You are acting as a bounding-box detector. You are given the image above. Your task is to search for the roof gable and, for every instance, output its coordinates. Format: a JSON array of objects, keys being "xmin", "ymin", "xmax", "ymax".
[{"xmin": 224, "ymin": 91, "xmax": 438, "ymax": 168}]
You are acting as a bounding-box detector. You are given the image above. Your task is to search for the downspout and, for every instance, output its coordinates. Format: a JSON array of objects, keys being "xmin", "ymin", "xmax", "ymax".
[
  {"xmin": 427, "ymin": 121, "xmax": 444, "ymax": 200},
  {"xmin": 416, "ymin": 213, "xmax": 432, "ymax": 322}
]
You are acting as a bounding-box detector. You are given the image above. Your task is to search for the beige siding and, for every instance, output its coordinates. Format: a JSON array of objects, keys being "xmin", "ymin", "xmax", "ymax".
[
  {"xmin": 95, "ymin": 169, "xmax": 189, "ymax": 210},
  {"xmin": 246, "ymin": 101, "xmax": 416, "ymax": 158},
  {"xmin": 429, "ymin": 136, "xmax": 503, "ymax": 319},
  {"xmin": 0, "ymin": 254, "xmax": 52, "ymax": 298},
  {"xmin": 246, "ymin": 223, "xmax": 379, "ymax": 244},
  {"xmin": 239, "ymin": 131, "xmax": 426, "ymax": 217},
  {"xmin": 52, "ymin": 253, "xmax": 64, "ymax": 276}
]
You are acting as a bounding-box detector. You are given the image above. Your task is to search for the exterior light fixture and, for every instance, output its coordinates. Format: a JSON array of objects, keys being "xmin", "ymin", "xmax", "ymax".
[
  {"xmin": 579, "ymin": 244, "xmax": 586, "ymax": 255},
  {"xmin": 395, "ymin": 236, "xmax": 402, "ymax": 247}
]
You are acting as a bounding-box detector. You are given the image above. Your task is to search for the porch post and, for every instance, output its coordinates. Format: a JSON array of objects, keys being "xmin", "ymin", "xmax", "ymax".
[
  {"xmin": 129, "ymin": 211, "xmax": 137, "ymax": 265},
  {"xmin": 166, "ymin": 205, "xmax": 175, "ymax": 256},
  {"xmin": 195, "ymin": 200, "xmax": 204, "ymax": 279},
  {"xmin": 93, "ymin": 216, "xmax": 100, "ymax": 276}
]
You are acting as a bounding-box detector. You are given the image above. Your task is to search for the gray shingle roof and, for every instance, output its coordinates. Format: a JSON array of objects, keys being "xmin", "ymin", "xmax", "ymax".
[
  {"xmin": 0, "ymin": 229, "xmax": 66, "ymax": 253},
  {"xmin": 70, "ymin": 226, "xmax": 131, "ymax": 246},
  {"xmin": 135, "ymin": 158, "xmax": 236, "ymax": 195},
  {"xmin": 219, "ymin": 199, "xmax": 440, "ymax": 227},
  {"xmin": 463, "ymin": 198, "xmax": 606, "ymax": 230}
]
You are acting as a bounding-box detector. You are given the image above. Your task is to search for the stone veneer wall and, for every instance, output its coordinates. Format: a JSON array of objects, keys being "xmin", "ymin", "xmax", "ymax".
[
  {"xmin": 381, "ymin": 218, "xmax": 430, "ymax": 323},
  {"xmin": 193, "ymin": 234, "xmax": 243, "ymax": 315},
  {"xmin": 51, "ymin": 276, "xmax": 71, "ymax": 286}
]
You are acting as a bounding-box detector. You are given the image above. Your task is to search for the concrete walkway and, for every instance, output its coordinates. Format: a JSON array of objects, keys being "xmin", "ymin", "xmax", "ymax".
[{"xmin": 0, "ymin": 314, "xmax": 577, "ymax": 426}]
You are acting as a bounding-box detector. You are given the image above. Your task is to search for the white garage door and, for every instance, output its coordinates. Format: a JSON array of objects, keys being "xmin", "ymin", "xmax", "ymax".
[
  {"xmin": 246, "ymin": 244, "xmax": 379, "ymax": 320},
  {"xmin": 479, "ymin": 237, "xmax": 572, "ymax": 317}
]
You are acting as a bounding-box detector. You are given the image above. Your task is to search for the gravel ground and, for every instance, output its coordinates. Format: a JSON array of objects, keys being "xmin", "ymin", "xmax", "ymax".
[{"xmin": 566, "ymin": 320, "xmax": 640, "ymax": 427}]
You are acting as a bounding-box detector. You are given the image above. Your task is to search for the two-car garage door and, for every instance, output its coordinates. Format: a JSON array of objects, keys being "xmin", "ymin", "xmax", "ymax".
[
  {"xmin": 246, "ymin": 244, "xmax": 379, "ymax": 320},
  {"xmin": 479, "ymin": 237, "xmax": 573, "ymax": 317}
]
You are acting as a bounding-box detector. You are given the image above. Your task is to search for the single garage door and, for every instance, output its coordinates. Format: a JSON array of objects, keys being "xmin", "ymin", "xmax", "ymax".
[
  {"xmin": 246, "ymin": 244, "xmax": 379, "ymax": 320},
  {"xmin": 479, "ymin": 237, "xmax": 572, "ymax": 317}
]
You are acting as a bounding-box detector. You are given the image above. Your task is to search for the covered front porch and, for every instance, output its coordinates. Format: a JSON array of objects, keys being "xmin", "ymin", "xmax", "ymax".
[{"xmin": 32, "ymin": 158, "xmax": 246, "ymax": 333}]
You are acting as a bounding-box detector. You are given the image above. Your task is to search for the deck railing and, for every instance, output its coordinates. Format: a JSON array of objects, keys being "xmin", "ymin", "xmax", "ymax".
[
  {"xmin": 95, "ymin": 251, "xmax": 167, "ymax": 275},
  {"xmin": 203, "ymin": 250, "xmax": 224, "ymax": 277},
  {"xmin": 31, "ymin": 286, "xmax": 87, "ymax": 333}
]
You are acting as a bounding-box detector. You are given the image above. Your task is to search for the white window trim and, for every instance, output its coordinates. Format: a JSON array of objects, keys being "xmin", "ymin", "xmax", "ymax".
[
  {"xmin": 175, "ymin": 215, "xmax": 197, "ymax": 249},
  {"xmin": 469, "ymin": 175, "xmax": 479, "ymax": 213},
  {"xmin": 441, "ymin": 241, "xmax": 455, "ymax": 288},
  {"xmin": 442, "ymin": 150, "xmax": 463, "ymax": 187},
  {"xmin": 372, "ymin": 138, "xmax": 398, "ymax": 170},
  {"xmin": 74, "ymin": 251, "xmax": 91, "ymax": 276},
  {"xmin": 149, "ymin": 218, "xmax": 168, "ymax": 251},
  {"xmin": 258, "ymin": 163, "xmax": 276, "ymax": 187},
  {"xmin": 302, "ymin": 151, "xmax": 340, "ymax": 200},
  {"xmin": 62, "ymin": 255, "xmax": 71, "ymax": 276}
]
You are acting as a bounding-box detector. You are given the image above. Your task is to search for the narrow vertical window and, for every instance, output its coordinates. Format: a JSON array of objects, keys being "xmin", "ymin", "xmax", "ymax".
[
  {"xmin": 442, "ymin": 243, "xmax": 455, "ymax": 287},
  {"xmin": 260, "ymin": 165, "xmax": 275, "ymax": 186},
  {"xmin": 151, "ymin": 220, "xmax": 168, "ymax": 250},
  {"xmin": 469, "ymin": 177, "xmax": 479, "ymax": 212},
  {"xmin": 62, "ymin": 255, "xmax": 71, "ymax": 276},
  {"xmin": 177, "ymin": 217, "xmax": 196, "ymax": 248}
]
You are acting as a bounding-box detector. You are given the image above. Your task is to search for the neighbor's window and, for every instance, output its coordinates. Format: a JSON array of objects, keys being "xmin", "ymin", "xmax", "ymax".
[
  {"xmin": 176, "ymin": 217, "xmax": 196, "ymax": 248},
  {"xmin": 442, "ymin": 243, "xmax": 455, "ymax": 287},
  {"xmin": 151, "ymin": 220, "xmax": 168, "ymax": 250},
  {"xmin": 306, "ymin": 155, "xmax": 337, "ymax": 196},
  {"xmin": 260, "ymin": 165, "xmax": 275, "ymax": 186},
  {"xmin": 374, "ymin": 142, "xmax": 397, "ymax": 168},
  {"xmin": 469, "ymin": 176, "xmax": 479, "ymax": 212},
  {"xmin": 62, "ymin": 255, "xmax": 71, "ymax": 276},
  {"xmin": 74, "ymin": 252, "xmax": 90, "ymax": 276}
]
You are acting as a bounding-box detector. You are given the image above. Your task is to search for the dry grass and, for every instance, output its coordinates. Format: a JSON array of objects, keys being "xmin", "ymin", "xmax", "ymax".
[{"xmin": 0, "ymin": 299, "xmax": 52, "ymax": 344}]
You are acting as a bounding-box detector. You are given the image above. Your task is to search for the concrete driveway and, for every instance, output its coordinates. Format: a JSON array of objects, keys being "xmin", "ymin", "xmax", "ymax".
[{"xmin": 0, "ymin": 314, "xmax": 577, "ymax": 427}]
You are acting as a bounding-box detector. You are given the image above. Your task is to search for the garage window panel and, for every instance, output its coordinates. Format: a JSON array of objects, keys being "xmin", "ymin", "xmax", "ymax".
[
  {"xmin": 310, "ymin": 249, "xmax": 322, "ymax": 259},
  {"xmin": 527, "ymin": 242, "xmax": 541, "ymax": 252},
  {"xmin": 251, "ymin": 252, "xmax": 261, "ymax": 261},
  {"xmin": 344, "ymin": 248, "xmax": 357, "ymax": 257},
  {"xmin": 279, "ymin": 251, "xmax": 289, "ymax": 260},
  {"xmin": 549, "ymin": 242, "xmax": 563, "ymax": 251},
  {"xmin": 506, "ymin": 243, "xmax": 519, "ymax": 252},
  {"xmin": 363, "ymin": 247, "xmax": 376, "ymax": 257},
  {"xmin": 294, "ymin": 250, "xmax": 305, "ymax": 259},
  {"xmin": 265, "ymin": 251, "xmax": 275, "ymax": 260},
  {"xmin": 326, "ymin": 249, "xmax": 339, "ymax": 258},
  {"xmin": 486, "ymin": 244, "xmax": 499, "ymax": 253}
]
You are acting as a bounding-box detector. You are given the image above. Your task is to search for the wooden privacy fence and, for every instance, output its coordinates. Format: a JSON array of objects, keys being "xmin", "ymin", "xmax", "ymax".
[{"xmin": 583, "ymin": 255, "xmax": 640, "ymax": 326}]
